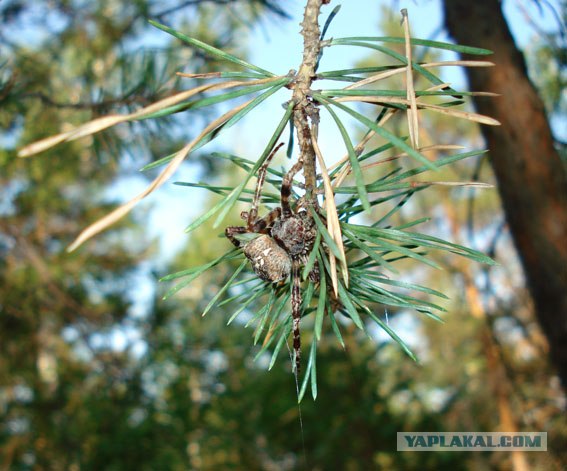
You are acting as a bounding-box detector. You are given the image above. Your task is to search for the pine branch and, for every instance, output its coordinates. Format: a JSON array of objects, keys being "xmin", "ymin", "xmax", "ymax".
[{"xmin": 292, "ymin": 0, "xmax": 327, "ymax": 203}]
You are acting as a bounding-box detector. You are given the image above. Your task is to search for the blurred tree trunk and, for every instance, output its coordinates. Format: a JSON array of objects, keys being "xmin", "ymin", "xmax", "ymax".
[{"xmin": 443, "ymin": 0, "xmax": 567, "ymax": 389}]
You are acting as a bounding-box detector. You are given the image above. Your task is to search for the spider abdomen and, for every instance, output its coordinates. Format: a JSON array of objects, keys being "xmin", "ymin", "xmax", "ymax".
[{"xmin": 243, "ymin": 234, "xmax": 292, "ymax": 283}]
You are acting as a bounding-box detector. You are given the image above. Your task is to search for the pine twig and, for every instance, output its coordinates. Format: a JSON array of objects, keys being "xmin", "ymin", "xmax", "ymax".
[{"xmin": 292, "ymin": 0, "xmax": 328, "ymax": 203}]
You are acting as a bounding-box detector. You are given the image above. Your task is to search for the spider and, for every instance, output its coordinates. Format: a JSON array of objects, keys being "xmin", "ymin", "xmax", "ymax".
[{"xmin": 225, "ymin": 143, "xmax": 318, "ymax": 375}]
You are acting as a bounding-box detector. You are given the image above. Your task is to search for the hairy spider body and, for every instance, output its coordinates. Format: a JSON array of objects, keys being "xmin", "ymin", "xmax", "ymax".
[
  {"xmin": 225, "ymin": 144, "xmax": 318, "ymax": 375},
  {"xmin": 271, "ymin": 211, "xmax": 316, "ymax": 258}
]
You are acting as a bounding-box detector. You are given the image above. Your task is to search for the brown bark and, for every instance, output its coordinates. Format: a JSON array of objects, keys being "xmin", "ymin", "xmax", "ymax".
[
  {"xmin": 443, "ymin": 0, "xmax": 567, "ymax": 388},
  {"xmin": 444, "ymin": 200, "xmax": 528, "ymax": 471},
  {"xmin": 292, "ymin": 0, "xmax": 326, "ymax": 202}
]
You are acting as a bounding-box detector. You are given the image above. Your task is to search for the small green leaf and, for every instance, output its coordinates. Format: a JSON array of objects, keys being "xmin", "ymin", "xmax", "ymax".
[
  {"xmin": 308, "ymin": 207, "xmax": 345, "ymax": 262},
  {"xmin": 298, "ymin": 336, "xmax": 317, "ymax": 403},
  {"xmin": 160, "ymin": 249, "xmax": 238, "ymax": 298},
  {"xmin": 344, "ymin": 225, "xmax": 442, "ymax": 269},
  {"xmin": 322, "ymin": 102, "xmax": 370, "ymax": 211},
  {"xmin": 356, "ymin": 141, "xmax": 399, "ymax": 165},
  {"xmin": 310, "ymin": 339, "xmax": 318, "ymax": 400},
  {"xmin": 301, "ymin": 281, "xmax": 316, "ymax": 318},
  {"xmin": 253, "ymin": 291, "xmax": 292, "ymax": 360},
  {"xmin": 140, "ymin": 151, "xmax": 177, "ymax": 171},
  {"xmin": 394, "ymin": 217, "xmax": 431, "ymax": 230},
  {"xmin": 268, "ymin": 291, "xmax": 291, "ymax": 330},
  {"xmin": 349, "ymin": 276, "xmax": 447, "ymax": 314},
  {"xmin": 213, "ymin": 101, "xmax": 294, "ymax": 228},
  {"xmin": 372, "ymin": 191, "xmax": 414, "ymax": 227},
  {"xmin": 149, "ymin": 20, "xmax": 275, "ymax": 77},
  {"xmin": 316, "ymin": 4, "xmax": 342, "ymax": 71},
  {"xmin": 328, "ymin": 306, "xmax": 345, "ymax": 349},
  {"xmin": 337, "ymin": 281, "xmax": 364, "ymax": 330},
  {"xmin": 318, "ymin": 65, "xmax": 399, "ymax": 77},
  {"xmin": 227, "ymin": 286, "xmax": 268, "ymax": 324},
  {"xmin": 253, "ymin": 289, "xmax": 276, "ymax": 344},
  {"xmin": 336, "ymin": 150, "xmax": 487, "ymax": 196},
  {"xmin": 138, "ymin": 82, "xmax": 277, "ymax": 121},
  {"xmin": 316, "ymin": 94, "xmax": 437, "ymax": 171},
  {"xmin": 217, "ymin": 71, "xmax": 268, "ymax": 79},
  {"xmin": 321, "ymin": 5, "xmax": 341, "ymax": 41},
  {"xmin": 140, "ymin": 84, "xmax": 288, "ymax": 174},
  {"xmin": 332, "ymin": 36, "xmax": 493, "ymax": 55},
  {"xmin": 202, "ymin": 261, "xmax": 246, "ymax": 317},
  {"xmin": 286, "ymin": 116, "xmax": 295, "ymax": 159},
  {"xmin": 366, "ymin": 309, "xmax": 419, "ymax": 362},
  {"xmin": 326, "ymin": 40, "xmax": 458, "ymax": 94},
  {"xmin": 358, "ymin": 225, "xmax": 497, "ymax": 265},
  {"xmin": 320, "ymin": 89, "xmax": 482, "ymax": 99},
  {"xmin": 222, "ymin": 79, "xmax": 290, "ymax": 129},
  {"xmin": 269, "ymin": 320, "xmax": 292, "ymax": 370},
  {"xmin": 218, "ymin": 279, "xmax": 263, "ymax": 307},
  {"xmin": 343, "ymin": 227, "xmax": 398, "ymax": 273},
  {"xmin": 302, "ymin": 232, "xmax": 321, "ymax": 281},
  {"xmin": 175, "ymin": 182, "xmax": 280, "ymax": 204},
  {"xmin": 390, "ymin": 150, "xmax": 487, "ymax": 183},
  {"xmin": 355, "ymin": 270, "xmax": 448, "ymax": 299},
  {"xmin": 184, "ymin": 196, "xmax": 230, "ymax": 234},
  {"xmin": 315, "ymin": 264, "xmax": 326, "ymax": 341}
]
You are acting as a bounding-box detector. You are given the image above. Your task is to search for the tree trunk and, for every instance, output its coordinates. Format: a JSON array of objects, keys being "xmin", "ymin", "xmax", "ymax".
[{"xmin": 443, "ymin": 0, "xmax": 567, "ymax": 389}]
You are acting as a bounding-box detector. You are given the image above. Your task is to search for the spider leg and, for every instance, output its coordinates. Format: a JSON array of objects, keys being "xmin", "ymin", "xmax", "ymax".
[
  {"xmin": 247, "ymin": 142, "xmax": 284, "ymax": 230},
  {"xmin": 251, "ymin": 207, "xmax": 281, "ymax": 233},
  {"xmin": 300, "ymin": 253, "xmax": 320, "ymax": 283},
  {"xmin": 225, "ymin": 225, "xmax": 247, "ymax": 248},
  {"xmin": 291, "ymin": 259, "xmax": 302, "ymax": 375},
  {"xmin": 281, "ymin": 160, "xmax": 304, "ymax": 218}
]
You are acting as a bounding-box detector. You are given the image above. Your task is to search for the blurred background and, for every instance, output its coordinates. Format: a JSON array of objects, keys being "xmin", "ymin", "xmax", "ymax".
[{"xmin": 1, "ymin": 0, "xmax": 565, "ymax": 469}]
